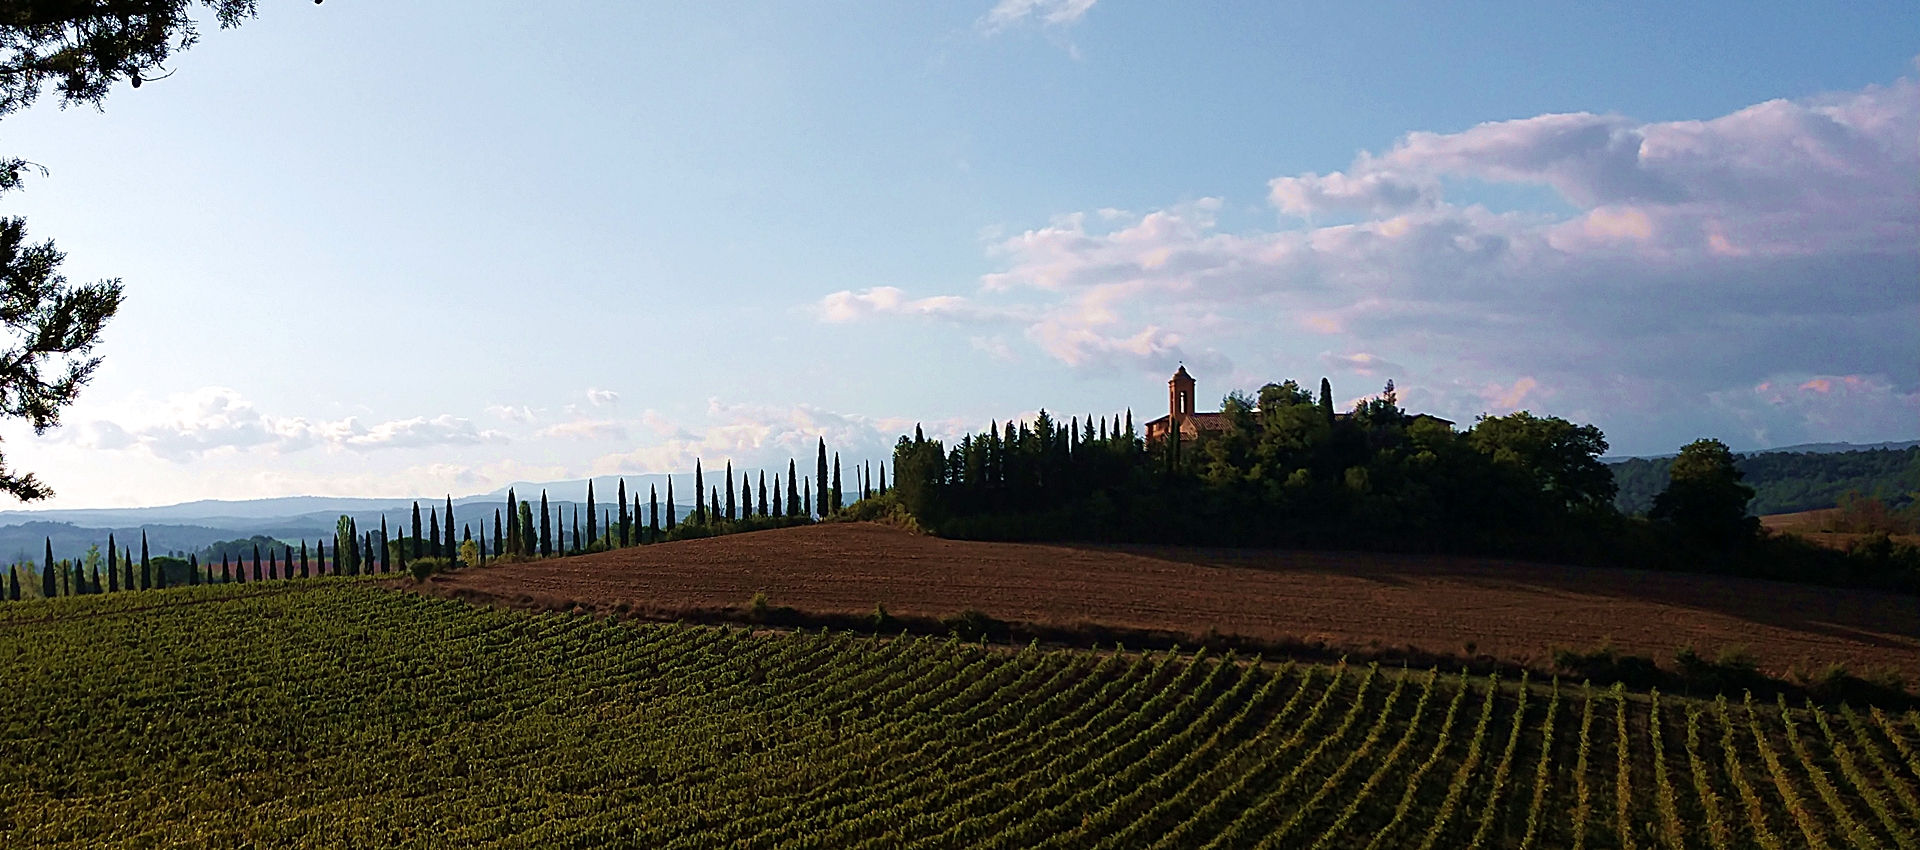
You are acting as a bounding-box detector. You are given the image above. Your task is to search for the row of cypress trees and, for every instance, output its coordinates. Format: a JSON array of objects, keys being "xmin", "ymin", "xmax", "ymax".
[{"xmin": 4, "ymin": 441, "xmax": 887, "ymax": 599}]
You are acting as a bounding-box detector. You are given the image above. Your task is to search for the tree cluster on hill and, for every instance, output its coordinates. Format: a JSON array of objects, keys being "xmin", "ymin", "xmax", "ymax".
[
  {"xmin": 888, "ymin": 379, "xmax": 1920, "ymax": 593},
  {"xmin": 5, "ymin": 440, "xmax": 882, "ymax": 600},
  {"xmin": 1610, "ymin": 445, "xmax": 1919, "ymax": 516}
]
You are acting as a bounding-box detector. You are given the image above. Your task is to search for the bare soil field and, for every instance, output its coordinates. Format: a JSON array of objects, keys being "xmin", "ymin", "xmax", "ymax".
[
  {"xmin": 427, "ymin": 522, "xmax": 1920, "ymax": 679},
  {"xmin": 1761, "ymin": 508, "xmax": 1920, "ymax": 550}
]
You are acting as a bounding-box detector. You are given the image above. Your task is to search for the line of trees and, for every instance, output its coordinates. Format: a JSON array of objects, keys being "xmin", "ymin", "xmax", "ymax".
[
  {"xmin": 887, "ymin": 378, "xmax": 1919, "ymax": 592},
  {"xmin": 4, "ymin": 439, "xmax": 882, "ymax": 599}
]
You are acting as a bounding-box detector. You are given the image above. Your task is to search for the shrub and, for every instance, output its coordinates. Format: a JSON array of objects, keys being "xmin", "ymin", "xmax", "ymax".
[
  {"xmin": 748, "ymin": 592, "xmax": 770, "ymax": 623},
  {"xmin": 1553, "ymin": 644, "xmax": 1661, "ymax": 688},
  {"xmin": 410, "ymin": 557, "xmax": 452, "ymax": 583},
  {"xmin": 942, "ymin": 609, "xmax": 1003, "ymax": 643}
]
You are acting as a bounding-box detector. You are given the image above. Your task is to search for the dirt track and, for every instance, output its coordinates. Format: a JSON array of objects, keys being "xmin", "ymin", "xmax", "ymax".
[{"xmin": 430, "ymin": 523, "xmax": 1920, "ymax": 677}]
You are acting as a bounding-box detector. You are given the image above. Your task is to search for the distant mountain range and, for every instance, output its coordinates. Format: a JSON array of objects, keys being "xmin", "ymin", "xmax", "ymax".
[
  {"xmin": 0, "ymin": 471, "xmax": 808, "ymax": 564},
  {"xmin": 1602, "ymin": 439, "xmax": 1919, "ymax": 462}
]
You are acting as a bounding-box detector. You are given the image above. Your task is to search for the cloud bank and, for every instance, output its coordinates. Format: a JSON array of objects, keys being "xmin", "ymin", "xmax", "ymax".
[{"xmin": 817, "ymin": 72, "xmax": 1919, "ymax": 452}]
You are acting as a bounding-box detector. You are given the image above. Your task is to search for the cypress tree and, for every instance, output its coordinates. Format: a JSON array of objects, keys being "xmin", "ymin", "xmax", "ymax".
[
  {"xmin": 709, "ymin": 487, "xmax": 719, "ymax": 522},
  {"xmin": 475, "ymin": 524, "xmax": 486, "ymax": 565},
  {"xmin": 444, "ymin": 496, "xmax": 456, "ymax": 560},
  {"xmin": 189, "ymin": 554, "xmax": 200, "ymax": 585},
  {"xmin": 772, "ymin": 473, "xmax": 784, "ymax": 517},
  {"xmin": 89, "ymin": 559, "xmax": 100, "ymax": 594},
  {"xmin": 364, "ymin": 532, "xmax": 374, "ymax": 574},
  {"xmin": 251, "ymin": 543, "xmax": 262, "ymax": 583},
  {"xmin": 757, "ymin": 471, "xmax": 768, "ymax": 518},
  {"xmin": 586, "ymin": 481, "xmax": 597, "ymax": 547},
  {"xmin": 879, "ymin": 462, "xmax": 887, "ymax": 495},
  {"xmin": 632, "ymin": 495, "xmax": 641, "ymax": 542},
  {"xmin": 539, "ymin": 490, "xmax": 551, "ymax": 557},
  {"xmin": 221, "ymin": 553, "xmax": 231, "ymax": 583},
  {"xmin": 831, "ymin": 452, "xmax": 843, "ymax": 513},
  {"xmin": 141, "ymin": 532, "xmax": 152, "ymax": 589},
  {"xmin": 379, "ymin": 517, "xmax": 389, "ymax": 574},
  {"xmin": 267, "ymin": 547, "xmax": 277, "ymax": 582},
  {"xmin": 300, "ymin": 540, "xmax": 310, "ymax": 578},
  {"xmin": 1124, "ymin": 408, "xmax": 1135, "ymax": 441},
  {"xmin": 1319, "ymin": 378, "xmax": 1335, "ymax": 424},
  {"xmin": 41, "ymin": 538, "xmax": 54, "ymax": 598},
  {"xmin": 316, "ymin": 540, "xmax": 326, "ymax": 576},
  {"xmin": 412, "ymin": 501, "xmax": 424, "ymax": 559},
  {"xmin": 429, "ymin": 508, "xmax": 441, "ymax": 562},
  {"xmin": 650, "ymin": 484, "xmax": 660, "ymax": 539},
  {"xmin": 617, "ymin": 479, "xmax": 629, "ymax": 547},
  {"xmin": 517, "ymin": 501, "xmax": 535, "ymax": 556},
  {"xmin": 571, "ymin": 505, "xmax": 580, "ymax": 553},
  {"xmin": 107, "ymin": 538, "xmax": 118, "ymax": 592},
  {"xmin": 505, "ymin": 489, "xmax": 519, "ymax": 557},
  {"xmin": 693, "ymin": 460, "xmax": 705, "ymax": 525},
  {"xmin": 788, "ymin": 459, "xmax": 799, "ymax": 518},
  {"xmin": 8, "ymin": 565, "xmax": 20, "ymax": 601},
  {"xmin": 816, "ymin": 439, "xmax": 829, "ymax": 519},
  {"xmin": 803, "ymin": 477, "xmax": 811, "ymax": 517},
  {"xmin": 666, "ymin": 478, "xmax": 676, "ymax": 529},
  {"xmin": 493, "ymin": 509, "xmax": 503, "ymax": 558},
  {"xmin": 724, "ymin": 461, "xmax": 736, "ymax": 521},
  {"xmin": 283, "ymin": 545, "xmax": 292, "ymax": 579}
]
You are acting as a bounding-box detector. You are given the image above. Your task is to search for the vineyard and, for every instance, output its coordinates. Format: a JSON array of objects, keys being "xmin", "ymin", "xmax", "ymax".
[{"xmin": 2, "ymin": 582, "xmax": 1917, "ymax": 848}]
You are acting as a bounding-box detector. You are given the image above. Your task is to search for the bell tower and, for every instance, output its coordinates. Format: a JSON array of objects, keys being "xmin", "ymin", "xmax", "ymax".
[{"xmin": 1168, "ymin": 365, "xmax": 1195, "ymax": 425}]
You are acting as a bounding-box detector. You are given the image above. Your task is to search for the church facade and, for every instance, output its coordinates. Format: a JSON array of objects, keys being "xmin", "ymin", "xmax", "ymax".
[{"xmin": 1142, "ymin": 366, "xmax": 1452, "ymax": 444}]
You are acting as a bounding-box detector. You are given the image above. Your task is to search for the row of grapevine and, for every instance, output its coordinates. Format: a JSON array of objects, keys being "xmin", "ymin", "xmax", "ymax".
[{"xmin": 2, "ymin": 583, "xmax": 1916, "ymax": 848}]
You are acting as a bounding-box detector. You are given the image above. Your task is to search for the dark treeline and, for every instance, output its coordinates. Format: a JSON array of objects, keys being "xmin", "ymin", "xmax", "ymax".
[
  {"xmin": 4, "ymin": 442, "xmax": 874, "ymax": 600},
  {"xmin": 1611, "ymin": 445, "xmax": 1919, "ymax": 516},
  {"xmin": 888, "ymin": 378, "xmax": 1920, "ymax": 593}
]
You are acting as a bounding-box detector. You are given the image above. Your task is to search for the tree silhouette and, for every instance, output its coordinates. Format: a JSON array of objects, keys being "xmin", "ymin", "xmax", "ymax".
[
  {"xmin": 816, "ymin": 440, "xmax": 829, "ymax": 519},
  {"xmin": 539, "ymin": 490, "xmax": 551, "ymax": 557},
  {"xmin": 724, "ymin": 461, "xmax": 736, "ymax": 521},
  {"xmin": 693, "ymin": 461, "xmax": 706, "ymax": 525}
]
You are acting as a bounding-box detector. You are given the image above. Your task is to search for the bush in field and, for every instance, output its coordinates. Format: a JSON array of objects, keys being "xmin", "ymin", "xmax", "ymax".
[{"xmin": 410, "ymin": 557, "xmax": 452, "ymax": 583}]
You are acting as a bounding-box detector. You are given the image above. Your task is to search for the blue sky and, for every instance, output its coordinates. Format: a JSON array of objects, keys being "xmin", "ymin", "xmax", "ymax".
[{"xmin": 1, "ymin": 0, "xmax": 1914, "ymax": 508}]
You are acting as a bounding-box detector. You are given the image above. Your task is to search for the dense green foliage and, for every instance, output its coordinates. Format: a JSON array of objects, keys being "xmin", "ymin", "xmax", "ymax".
[
  {"xmin": 890, "ymin": 381, "xmax": 1920, "ymax": 591},
  {"xmin": 1611, "ymin": 446, "xmax": 1920, "ymax": 516},
  {"xmin": 2, "ymin": 584, "xmax": 1915, "ymax": 848}
]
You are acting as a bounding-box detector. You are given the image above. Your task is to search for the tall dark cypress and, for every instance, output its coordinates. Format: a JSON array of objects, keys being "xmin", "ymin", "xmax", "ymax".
[
  {"xmin": 757, "ymin": 471, "xmax": 768, "ymax": 518},
  {"xmin": 41, "ymin": 538, "xmax": 54, "ymax": 598},
  {"xmin": 831, "ymin": 453, "xmax": 843, "ymax": 513},
  {"xmin": 693, "ymin": 460, "xmax": 706, "ymax": 525},
  {"xmin": 412, "ymin": 501, "xmax": 424, "ymax": 559},
  {"xmin": 631, "ymin": 495, "xmax": 641, "ymax": 543},
  {"xmin": 742, "ymin": 472, "xmax": 753, "ymax": 518},
  {"xmin": 773, "ymin": 473, "xmax": 784, "ymax": 517},
  {"xmin": 429, "ymin": 508, "xmax": 441, "ymax": 562},
  {"xmin": 6, "ymin": 565, "xmax": 17, "ymax": 601},
  {"xmin": 300, "ymin": 540, "xmax": 310, "ymax": 578},
  {"xmin": 650, "ymin": 485, "xmax": 660, "ymax": 540},
  {"xmin": 267, "ymin": 548, "xmax": 277, "ymax": 582},
  {"xmin": 879, "ymin": 462, "xmax": 887, "ymax": 495},
  {"xmin": 281, "ymin": 546, "xmax": 291, "ymax": 579},
  {"xmin": 539, "ymin": 490, "xmax": 551, "ymax": 557},
  {"xmin": 586, "ymin": 481, "xmax": 597, "ymax": 547},
  {"xmin": 444, "ymin": 496, "xmax": 456, "ymax": 560},
  {"xmin": 571, "ymin": 506, "xmax": 580, "ymax": 553},
  {"xmin": 379, "ymin": 517, "xmax": 390, "ymax": 574},
  {"xmin": 503, "ymin": 491, "xmax": 518, "ymax": 560},
  {"xmin": 788, "ymin": 460, "xmax": 800, "ymax": 518},
  {"xmin": 816, "ymin": 439, "xmax": 829, "ymax": 519},
  {"xmin": 221, "ymin": 553, "xmax": 231, "ymax": 583},
  {"xmin": 493, "ymin": 509, "xmax": 503, "ymax": 558},
  {"xmin": 142, "ymin": 532, "xmax": 153, "ymax": 589},
  {"xmin": 188, "ymin": 554, "xmax": 200, "ymax": 586},
  {"xmin": 316, "ymin": 540, "xmax": 326, "ymax": 576},
  {"xmin": 803, "ymin": 478, "xmax": 811, "ymax": 517},
  {"xmin": 724, "ymin": 461, "xmax": 736, "ymax": 521},
  {"xmin": 617, "ymin": 479, "xmax": 629, "ymax": 547},
  {"xmin": 251, "ymin": 543, "xmax": 262, "ymax": 583},
  {"xmin": 709, "ymin": 487, "xmax": 719, "ymax": 522},
  {"xmin": 666, "ymin": 478, "xmax": 676, "ymax": 529},
  {"xmin": 107, "ymin": 537, "xmax": 118, "ymax": 592},
  {"xmin": 364, "ymin": 532, "xmax": 375, "ymax": 575}
]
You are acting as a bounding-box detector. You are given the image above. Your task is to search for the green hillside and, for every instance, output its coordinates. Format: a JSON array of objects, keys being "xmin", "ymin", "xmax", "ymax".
[
  {"xmin": 1611, "ymin": 446, "xmax": 1920, "ymax": 516},
  {"xmin": 2, "ymin": 583, "xmax": 1916, "ymax": 848}
]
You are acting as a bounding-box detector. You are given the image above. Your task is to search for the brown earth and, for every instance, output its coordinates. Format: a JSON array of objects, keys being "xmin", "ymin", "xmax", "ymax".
[
  {"xmin": 1761, "ymin": 509, "xmax": 1920, "ymax": 551},
  {"xmin": 427, "ymin": 522, "xmax": 1920, "ymax": 679}
]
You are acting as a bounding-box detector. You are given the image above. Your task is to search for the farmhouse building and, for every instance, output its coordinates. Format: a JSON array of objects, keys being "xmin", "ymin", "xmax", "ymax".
[{"xmin": 1142, "ymin": 366, "xmax": 1453, "ymax": 444}]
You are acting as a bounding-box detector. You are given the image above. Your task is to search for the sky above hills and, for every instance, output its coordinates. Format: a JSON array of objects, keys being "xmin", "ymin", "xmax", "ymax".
[{"xmin": 0, "ymin": 1, "xmax": 1914, "ymax": 509}]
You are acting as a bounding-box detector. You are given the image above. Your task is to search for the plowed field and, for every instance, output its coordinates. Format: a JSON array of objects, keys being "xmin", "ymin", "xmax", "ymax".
[{"xmin": 431, "ymin": 523, "xmax": 1920, "ymax": 676}]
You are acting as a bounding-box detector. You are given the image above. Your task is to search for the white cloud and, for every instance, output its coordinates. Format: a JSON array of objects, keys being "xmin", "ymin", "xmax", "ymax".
[
  {"xmin": 586, "ymin": 388, "xmax": 620, "ymax": 407},
  {"xmin": 1319, "ymin": 352, "xmax": 1407, "ymax": 378},
  {"xmin": 64, "ymin": 387, "xmax": 508, "ymax": 461},
  {"xmin": 485, "ymin": 404, "xmax": 538, "ymax": 423},
  {"xmin": 536, "ymin": 419, "xmax": 631, "ymax": 442},
  {"xmin": 980, "ymin": 0, "xmax": 1097, "ymax": 33},
  {"xmin": 814, "ymin": 72, "xmax": 1918, "ymax": 449}
]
